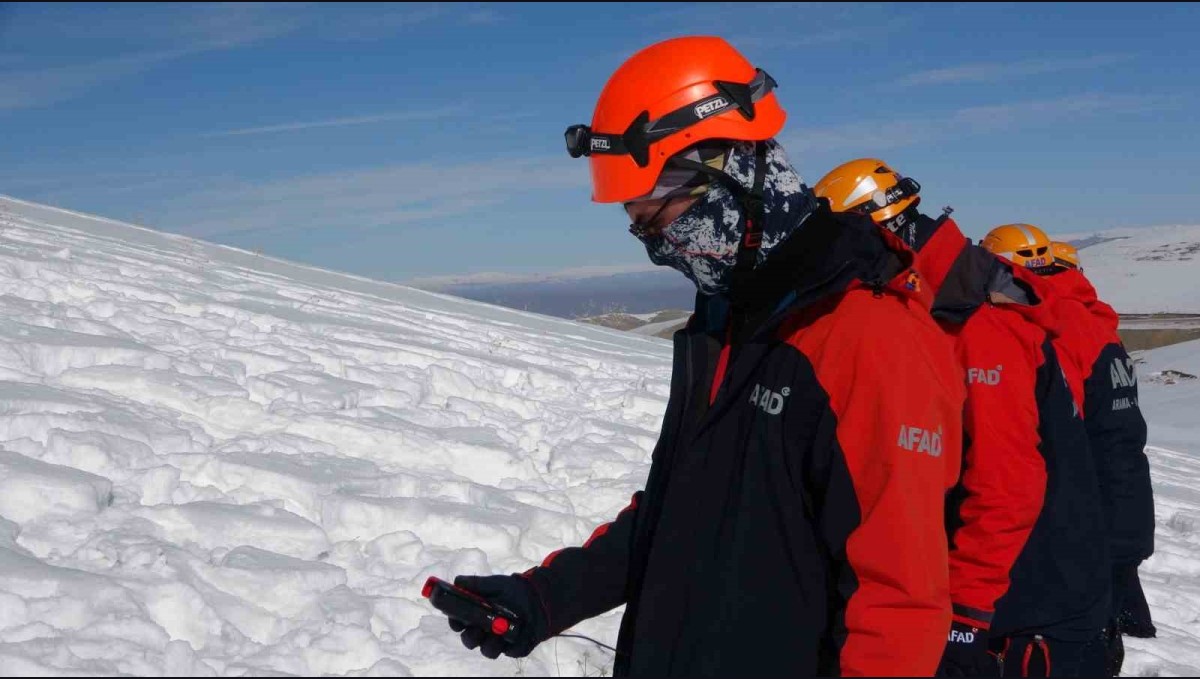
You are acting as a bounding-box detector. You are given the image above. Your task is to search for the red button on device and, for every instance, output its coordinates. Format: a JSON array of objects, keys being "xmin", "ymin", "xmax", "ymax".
[{"xmin": 491, "ymin": 617, "xmax": 510, "ymax": 635}]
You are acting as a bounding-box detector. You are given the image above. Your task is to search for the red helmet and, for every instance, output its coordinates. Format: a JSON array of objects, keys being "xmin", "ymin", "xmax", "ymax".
[{"xmin": 564, "ymin": 36, "xmax": 786, "ymax": 203}]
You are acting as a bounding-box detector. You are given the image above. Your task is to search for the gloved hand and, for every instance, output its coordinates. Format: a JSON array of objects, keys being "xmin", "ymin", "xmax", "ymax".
[
  {"xmin": 1112, "ymin": 563, "xmax": 1156, "ymax": 638},
  {"xmin": 445, "ymin": 574, "xmax": 549, "ymax": 659},
  {"xmin": 937, "ymin": 621, "xmax": 1001, "ymax": 677}
]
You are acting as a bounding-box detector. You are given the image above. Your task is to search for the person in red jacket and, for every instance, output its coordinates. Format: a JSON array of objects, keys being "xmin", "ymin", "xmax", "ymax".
[
  {"xmin": 815, "ymin": 161, "xmax": 1111, "ymax": 678},
  {"xmin": 429, "ymin": 37, "xmax": 965, "ymax": 677},
  {"xmin": 982, "ymin": 228, "xmax": 1156, "ymax": 676}
]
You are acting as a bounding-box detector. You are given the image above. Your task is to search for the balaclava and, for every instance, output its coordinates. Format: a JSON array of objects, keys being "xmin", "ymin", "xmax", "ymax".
[{"xmin": 637, "ymin": 139, "xmax": 817, "ymax": 295}]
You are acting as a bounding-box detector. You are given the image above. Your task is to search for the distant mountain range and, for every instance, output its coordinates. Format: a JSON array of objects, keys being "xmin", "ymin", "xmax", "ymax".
[
  {"xmin": 411, "ymin": 223, "xmax": 1200, "ymax": 323},
  {"xmin": 1065, "ymin": 224, "xmax": 1200, "ymax": 314},
  {"xmin": 410, "ymin": 268, "xmax": 697, "ymax": 319}
]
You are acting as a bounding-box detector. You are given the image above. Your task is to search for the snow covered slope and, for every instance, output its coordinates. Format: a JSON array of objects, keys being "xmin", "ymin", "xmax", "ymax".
[
  {"xmin": 0, "ymin": 195, "xmax": 671, "ymax": 676},
  {"xmin": 1069, "ymin": 224, "xmax": 1200, "ymax": 314},
  {"xmin": 1126, "ymin": 339, "xmax": 1200, "ymax": 675},
  {"xmin": 0, "ymin": 193, "xmax": 1197, "ymax": 676}
]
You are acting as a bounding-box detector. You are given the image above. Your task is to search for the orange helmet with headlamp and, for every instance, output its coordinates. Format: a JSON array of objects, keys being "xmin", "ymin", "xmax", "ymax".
[
  {"xmin": 813, "ymin": 159, "xmax": 922, "ymax": 226},
  {"xmin": 564, "ymin": 36, "xmax": 786, "ymax": 204}
]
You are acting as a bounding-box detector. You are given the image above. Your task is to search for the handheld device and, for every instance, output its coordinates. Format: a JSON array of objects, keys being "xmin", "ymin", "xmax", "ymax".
[{"xmin": 422, "ymin": 576, "xmax": 521, "ymax": 641}]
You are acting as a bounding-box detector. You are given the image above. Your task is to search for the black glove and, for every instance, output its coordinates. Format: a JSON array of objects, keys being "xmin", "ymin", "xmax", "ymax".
[
  {"xmin": 937, "ymin": 621, "xmax": 1001, "ymax": 677},
  {"xmin": 445, "ymin": 574, "xmax": 549, "ymax": 660}
]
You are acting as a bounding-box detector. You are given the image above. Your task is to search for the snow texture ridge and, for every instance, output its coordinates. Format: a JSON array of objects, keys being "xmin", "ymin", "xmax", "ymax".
[
  {"xmin": 0, "ymin": 194, "xmax": 1197, "ymax": 675},
  {"xmin": 0, "ymin": 195, "xmax": 670, "ymax": 676}
]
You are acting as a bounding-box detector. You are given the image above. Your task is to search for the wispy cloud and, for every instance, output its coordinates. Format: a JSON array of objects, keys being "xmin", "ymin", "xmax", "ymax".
[
  {"xmin": 0, "ymin": 49, "xmax": 188, "ymax": 110},
  {"xmin": 897, "ymin": 54, "xmax": 1132, "ymax": 87},
  {"xmin": 307, "ymin": 3, "xmax": 502, "ymax": 41},
  {"xmin": 784, "ymin": 92, "xmax": 1155, "ymax": 153},
  {"xmin": 640, "ymin": 2, "xmax": 825, "ymax": 26},
  {"xmin": 154, "ymin": 155, "xmax": 590, "ymax": 241},
  {"xmin": 638, "ymin": 2, "xmax": 909, "ymax": 52},
  {"xmin": 0, "ymin": 4, "xmax": 302, "ymax": 111},
  {"xmin": 316, "ymin": 4, "xmax": 445, "ymax": 41},
  {"xmin": 1, "ymin": 4, "xmax": 304, "ymax": 54},
  {"xmin": 158, "ymin": 3, "xmax": 309, "ymax": 51},
  {"xmin": 203, "ymin": 105, "xmax": 468, "ymax": 138},
  {"xmin": 730, "ymin": 21, "xmax": 912, "ymax": 52},
  {"xmin": 0, "ymin": 3, "xmax": 481, "ymax": 111},
  {"xmin": 464, "ymin": 9, "xmax": 503, "ymax": 25}
]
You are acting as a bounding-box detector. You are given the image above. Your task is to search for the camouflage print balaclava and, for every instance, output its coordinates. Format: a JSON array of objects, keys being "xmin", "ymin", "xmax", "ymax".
[{"xmin": 639, "ymin": 139, "xmax": 818, "ymax": 295}]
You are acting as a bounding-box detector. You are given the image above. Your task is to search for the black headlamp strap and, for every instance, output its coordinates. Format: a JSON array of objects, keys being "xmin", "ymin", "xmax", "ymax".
[
  {"xmin": 565, "ymin": 69, "xmax": 777, "ymax": 168},
  {"xmin": 853, "ymin": 177, "xmax": 921, "ymax": 216}
]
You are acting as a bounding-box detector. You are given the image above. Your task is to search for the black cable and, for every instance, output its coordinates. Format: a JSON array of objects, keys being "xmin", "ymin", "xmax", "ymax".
[{"xmin": 557, "ymin": 633, "xmax": 621, "ymax": 655}]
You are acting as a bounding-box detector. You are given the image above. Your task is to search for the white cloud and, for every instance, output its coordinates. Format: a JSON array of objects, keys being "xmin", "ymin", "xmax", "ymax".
[
  {"xmin": 464, "ymin": 9, "xmax": 502, "ymax": 25},
  {"xmin": 897, "ymin": 54, "xmax": 1131, "ymax": 87},
  {"xmin": 315, "ymin": 4, "xmax": 445, "ymax": 41},
  {"xmin": 154, "ymin": 155, "xmax": 591, "ymax": 241},
  {"xmin": 0, "ymin": 4, "xmax": 304, "ymax": 111},
  {"xmin": 203, "ymin": 105, "xmax": 468, "ymax": 138},
  {"xmin": 0, "ymin": 4, "xmax": 475, "ymax": 111},
  {"xmin": 304, "ymin": 3, "xmax": 502, "ymax": 41},
  {"xmin": 0, "ymin": 49, "xmax": 189, "ymax": 110},
  {"xmin": 783, "ymin": 93, "xmax": 1154, "ymax": 153}
]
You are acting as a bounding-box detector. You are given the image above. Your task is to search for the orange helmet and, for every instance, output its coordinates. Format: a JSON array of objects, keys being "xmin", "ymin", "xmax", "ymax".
[
  {"xmin": 981, "ymin": 224, "xmax": 1055, "ymax": 270},
  {"xmin": 564, "ymin": 36, "xmax": 786, "ymax": 203},
  {"xmin": 812, "ymin": 158, "xmax": 921, "ymax": 225},
  {"xmin": 1051, "ymin": 241, "xmax": 1081, "ymax": 271}
]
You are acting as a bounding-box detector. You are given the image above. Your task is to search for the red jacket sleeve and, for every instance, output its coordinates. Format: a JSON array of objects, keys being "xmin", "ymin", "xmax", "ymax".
[
  {"xmin": 947, "ymin": 309, "xmax": 1047, "ymax": 629},
  {"xmin": 795, "ymin": 289, "xmax": 963, "ymax": 676}
]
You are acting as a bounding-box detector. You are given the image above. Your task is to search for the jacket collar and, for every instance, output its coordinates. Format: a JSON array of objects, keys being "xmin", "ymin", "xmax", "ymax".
[
  {"xmin": 691, "ymin": 201, "xmax": 923, "ymax": 340},
  {"xmin": 915, "ymin": 213, "xmax": 1059, "ymax": 333},
  {"xmin": 1039, "ymin": 268, "xmax": 1120, "ymax": 334},
  {"xmin": 912, "ymin": 214, "xmax": 969, "ymax": 295}
]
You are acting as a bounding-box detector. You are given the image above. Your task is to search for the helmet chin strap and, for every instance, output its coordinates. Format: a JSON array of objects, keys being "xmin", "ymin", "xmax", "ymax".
[{"xmin": 669, "ymin": 142, "xmax": 769, "ymax": 361}]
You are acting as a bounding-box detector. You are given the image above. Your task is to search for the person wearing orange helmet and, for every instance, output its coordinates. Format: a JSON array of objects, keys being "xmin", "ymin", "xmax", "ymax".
[
  {"xmin": 980, "ymin": 225, "xmax": 1058, "ymax": 273},
  {"xmin": 812, "ymin": 158, "xmax": 927, "ymax": 249},
  {"xmin": 984, "ymin": 227, "xmax": 1156, "ymax": 676},
  {"xmin": 433, "ymin": 37, "xmax": 965, "ymax": 676},
  {"xmin": 816, "ymin": 163, "xmax": 1111, "ymax": 678},
  {"xmin": 1050, "ymin": 241, "xmax": 1082, "ymax": 271}
]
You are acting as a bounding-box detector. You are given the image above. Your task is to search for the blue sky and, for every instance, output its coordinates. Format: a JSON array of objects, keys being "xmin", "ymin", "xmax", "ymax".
[{"xmin": 2, "ymin": 2, "xmax": 1198, "ymax": 283}]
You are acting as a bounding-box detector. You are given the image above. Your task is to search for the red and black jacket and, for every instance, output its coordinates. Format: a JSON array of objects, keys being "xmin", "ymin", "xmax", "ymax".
[
  {"xmin": 523, "ymin": 205, "xmax": 965, "ymax": 676},
  {"xmin": 914, "ymin": 215, "xmax": 1111, "ymax": 642},
  {"xmin": 1040, "ymin": 269, "xmax": 1155, "ymax": 573}
]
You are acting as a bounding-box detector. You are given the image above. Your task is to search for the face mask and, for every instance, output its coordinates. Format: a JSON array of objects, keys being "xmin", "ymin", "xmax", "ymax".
[{"xmin": 635, "ymin": 139, "xmax": 817, "ymax": 295}]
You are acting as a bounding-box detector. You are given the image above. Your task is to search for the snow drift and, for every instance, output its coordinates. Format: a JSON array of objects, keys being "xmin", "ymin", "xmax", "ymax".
[{"xmin": 0, "ymin": 194, "xmax": 1196, "ymax": 675}]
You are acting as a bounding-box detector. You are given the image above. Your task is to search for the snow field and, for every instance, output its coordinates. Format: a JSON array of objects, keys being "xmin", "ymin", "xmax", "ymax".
[
  {"xmin": 0, "ymin": 197, "xmax": 672, "ymax": 676},
  {"xmin": 1, "ymin": 194, "xmax": 1199, "ymax": 676}
]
